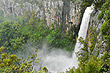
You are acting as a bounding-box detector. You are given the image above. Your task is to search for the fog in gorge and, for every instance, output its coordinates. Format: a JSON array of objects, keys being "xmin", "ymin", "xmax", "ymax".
[
  {"xmin": 16, "ymin": 43, "xmax": 74, "ymax": 73},
  {"xmin": 37, "ymin": 44, "xmax": 74, "ymax": 73}
]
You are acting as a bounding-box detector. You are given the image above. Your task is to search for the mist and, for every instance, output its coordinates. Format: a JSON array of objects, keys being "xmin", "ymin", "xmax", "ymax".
[
  {"xmin": 37, "ymin": 44, "xmax": 74, "ymax": 73},
  {"xmin": 16, "ymin": 43, "xmax": 74, "ymax": 73}
]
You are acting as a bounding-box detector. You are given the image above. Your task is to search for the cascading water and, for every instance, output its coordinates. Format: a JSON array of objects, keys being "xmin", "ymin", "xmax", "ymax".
[{"xmin": 72, "ymin": 5, "xmax": 94, "ymax": 68}]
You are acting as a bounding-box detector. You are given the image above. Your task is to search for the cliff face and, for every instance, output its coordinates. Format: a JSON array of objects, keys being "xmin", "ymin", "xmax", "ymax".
[
  {"xmin": 0, "ymin": 0, "xmax": 81, "ymax": 27},
  {"xmin": 88, "ymin": 10, "xmax": 106, "ymax": 56}
]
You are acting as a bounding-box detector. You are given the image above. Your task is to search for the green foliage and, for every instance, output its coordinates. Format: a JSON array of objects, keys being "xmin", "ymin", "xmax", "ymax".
[
  {"xmin": 98, "ymin": 1, "xmax": 110, "ymax": 50},
  {"xmin": 15, "ymin": 16, "xmax": 24, "ymax": 24},
  {"xmin": 66, "ymin": 67, "xmax": 74, "ymax": 73},
  {"xmin": 0, "ymin": 10, "xmax": 4, "ymax": 23},
  {"xmin": 74, "ymin": 56, "xmax": 103, "ymax": 73},
  {"xmin": 46, "ymin": 24, "xmax": 75, "ymax": 51},
  {"xmin": 72, "ymin": 0, "xmax": 76, "ymax": 3},
  {"xmin": 98, "ymin": 11, "xmax": 104, "ymax": 20},
  {"xmin": 0, "ymin": 9, "xmax": 76, "ymax": 52},
  {"xmin": 89, "ymin": 27, "xmax": 98, "ymax": 54},
  {"xmin": 0, "ymin": 47, "xmax": 33, "ymax": 73},
  {"xmin": 0, "ymin": 47, "xmax": 46, "ymax": 73},
  {"xmin": 37, "ymin": 67, "xmax": 48, "ymax": 73},
  {"xmin": 0, "ymin": 21, "xmax": 25, "ymax": 52},
  {"xmin": 29, "ymin": 0, "xmax": 36, "ymax": 4},
  {"xmin": 83, "ymin": 0, "xmax": 94, "ymax": 7}
]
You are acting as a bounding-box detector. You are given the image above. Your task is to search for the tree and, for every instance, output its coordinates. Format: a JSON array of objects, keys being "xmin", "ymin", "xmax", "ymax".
[{"xmin": 0, "ymin": 47, "xmax": 47, "ymax": 73}]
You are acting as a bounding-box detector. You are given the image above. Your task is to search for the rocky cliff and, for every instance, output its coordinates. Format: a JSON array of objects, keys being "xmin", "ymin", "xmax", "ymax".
[
  {"xmin": 88, "ymin": 10, "xmax": 106, "ymax": 57},
  {"xmin": 0, "ymin": 0, "xmax": 81, "ymax": 27}
]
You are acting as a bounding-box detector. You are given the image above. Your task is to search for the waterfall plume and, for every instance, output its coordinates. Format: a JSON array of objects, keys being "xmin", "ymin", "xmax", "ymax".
[{"xmin": 72, "ymin": 5, "xmax": 94, "ymax": 68}]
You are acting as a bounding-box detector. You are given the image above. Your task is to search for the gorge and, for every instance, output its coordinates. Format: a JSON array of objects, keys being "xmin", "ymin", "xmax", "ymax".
[
  {"xmin": 36, "ymin": 4, "xmax": 94, "ymax": 73},
  {"xmin": 0, "ymin": 0, "xmax": 109, "ymax": 73}
]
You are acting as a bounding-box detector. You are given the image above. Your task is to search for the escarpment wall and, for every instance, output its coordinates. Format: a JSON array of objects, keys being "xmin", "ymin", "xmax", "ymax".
[
  {"xmin": 88, "ymin": 10, "xmax": 106, "ymax": 56},
  {"xmin": 0, "ymin": 0, "xmax": 81, "ymax": 27}
]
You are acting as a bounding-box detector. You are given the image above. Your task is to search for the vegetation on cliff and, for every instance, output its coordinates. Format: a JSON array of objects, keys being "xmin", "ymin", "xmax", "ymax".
[{"xmin": 69, "ymin": 0, "xmax": 110, "ymax": 73}]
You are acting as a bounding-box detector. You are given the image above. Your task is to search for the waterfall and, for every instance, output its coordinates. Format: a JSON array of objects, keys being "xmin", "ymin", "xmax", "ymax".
[{"xmin": 73, "ymin": 5, "xmax": 94, "ymax": 68}]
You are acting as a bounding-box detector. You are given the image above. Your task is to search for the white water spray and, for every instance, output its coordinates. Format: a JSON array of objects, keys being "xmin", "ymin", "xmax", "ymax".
[
  {"xmin": 72, "ymin": 5, "xmax": 94, "ymax": 68},
  {"xmin": 37, "ymin": 44, "xmax": 74, "ymax": 73}
]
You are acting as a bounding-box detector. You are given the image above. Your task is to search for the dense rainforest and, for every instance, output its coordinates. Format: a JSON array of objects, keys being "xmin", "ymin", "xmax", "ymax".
[{"xmin": 0, "ymin": 0, "xmax": 110, "ymax": 73}]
